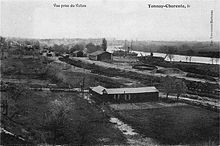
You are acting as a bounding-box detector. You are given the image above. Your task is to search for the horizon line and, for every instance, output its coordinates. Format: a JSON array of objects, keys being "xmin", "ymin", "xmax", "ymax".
[{"xmin": 1, "ymin": 35, "xmax": 219, "ymax": 42}]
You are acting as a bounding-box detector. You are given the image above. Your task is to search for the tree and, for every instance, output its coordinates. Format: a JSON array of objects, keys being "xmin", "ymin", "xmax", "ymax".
[
  {"xmin": 42, "ymin": 97, "xmax": 96, "ymax": 145},
  {"xmin": 209, "ymin": 52, "xmax": 219, "ymax": 64},
  {"xmin": 102, "ymin": 38, "xmax": 107, "ymax": 51},
  {"xmin": 86, "ymin": 43, "xmax": 97, "ymax": 53},
  {"xmin": 96, "ymin": 45, "xmax": 102, "ymax": 50},
  {"xmin": 33, "ymin": 41, "xmax": 40, "ymax": 50},
  {"xmin": 76, "ymin": 120, "xmax": 96, "ymax": 145},
  {"xmin": 174, "ymin": 79, "xmax": 187, "ymax": 101},
  {"xmin": 161, "ymin": 76, "xmax": 188, "ymax": 101},
  {"xmin": 5, "ymin": 84, "xmax": 31, "ymax": 118},
  {"xmin": 214, "ymin": 58, "xmax": 219, "ymax": 64},
  {"xmin": 168, "ymin": 54, "xmax": 174, "ymax": 62},
  {"xmin": 42, "ymin": 98, "xmax": 73, "ymax": 145},
  {"xmin": 0, "ymin": 36, "xmax": 6, "ymax": 44},
  {"xmin": 46, "ymin": 64, "xmax": 69, "ymax": 85},
  {"xmin": 69, "ymin": 44, "xmax": 84, "ymax": 53},
  {"xmin": 86, "ymin": 43, "xmax": 101, "ymax": 53},
  {"xmin": 161, "ymin": 76, "xmax": 175, "ymax": 99},
  {"xmin": 185, "ymin": 56, "xmax": 188, "ymax": 62},
  {"xmin": 212, "ymin": 52, "xmax": 219, "ymax": 64},
  {"xmin": 163, "ymin": 46, "xmax": 177, "ymax": 61},
  {"xmin": 53, "ymin": 44, "xmax": 68, "ymax": 54}
]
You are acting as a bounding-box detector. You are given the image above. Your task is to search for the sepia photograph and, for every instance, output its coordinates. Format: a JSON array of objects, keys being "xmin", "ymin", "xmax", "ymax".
[{"xmin": 0, "ymin": 0, "xmax": 220, "ymax": 145}]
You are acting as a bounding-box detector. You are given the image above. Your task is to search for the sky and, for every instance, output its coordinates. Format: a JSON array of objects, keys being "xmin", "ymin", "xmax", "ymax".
[{"xmin": 1, "ymin": 0, "xmax": 220, "ymax": 41}]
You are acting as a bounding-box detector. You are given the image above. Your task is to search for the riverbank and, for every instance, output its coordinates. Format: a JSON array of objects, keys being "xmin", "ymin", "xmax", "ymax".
[{"xmin": 107, "ymin": 43, "xmax": 220, "ymax": 65}]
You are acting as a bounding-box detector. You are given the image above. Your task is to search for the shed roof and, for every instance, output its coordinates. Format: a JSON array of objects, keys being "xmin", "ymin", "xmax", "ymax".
[
  {"xmin": 90, "ymin": 86, "xmax": 158, "ymax": 95},
  {"xmin": 89, "ymin": 50, "xmax": 111, "ymax": 56},
  {"xmin": 73, "ymin": 50, "xmax": 83, "ymax": 53},
  {"xmin": 90, "ymin": 85, "xmax": 106, "ymax": 94}
]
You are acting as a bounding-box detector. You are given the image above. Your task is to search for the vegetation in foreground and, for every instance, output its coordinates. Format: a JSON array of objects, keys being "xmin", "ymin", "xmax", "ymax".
[
  {"xmin": 1, "ymin": 56, "xmax": 126, "ymax": 145},
  {"xmin": 1, "ymin": 87, "xmax": 126, "ymax": 145},
  {"xmin": 117, "ymin": 105, "xmax": 219, "ymax": 145}
]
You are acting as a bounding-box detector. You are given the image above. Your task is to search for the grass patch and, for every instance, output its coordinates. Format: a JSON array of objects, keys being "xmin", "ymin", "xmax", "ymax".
[{"xmin": 117, "ymin": 105, "xmax": 219, "ymax": 145}]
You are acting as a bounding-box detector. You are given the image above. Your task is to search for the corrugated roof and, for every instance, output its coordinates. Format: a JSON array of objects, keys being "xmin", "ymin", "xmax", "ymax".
[
  {"xmin": 89, "ymin": 50, "xmax": 111, "ymax": 56},
  {"xmin": 106, "ymin": 87, "xmax": 158, "ymax": 94},
  {"xmin": 90, "ymin": 86, "xmax": 158, "ymax": 95}
]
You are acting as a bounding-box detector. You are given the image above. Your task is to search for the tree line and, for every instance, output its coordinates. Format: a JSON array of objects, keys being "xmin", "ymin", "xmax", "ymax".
[{"xmin": 47, "ymin": 38, "xmax": 107, "ymax": 55}]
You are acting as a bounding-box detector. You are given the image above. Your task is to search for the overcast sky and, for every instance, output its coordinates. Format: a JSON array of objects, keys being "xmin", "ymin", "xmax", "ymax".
[{"xmin": 1, "ymin": 0, "xmax": 219, "ymax": 41}]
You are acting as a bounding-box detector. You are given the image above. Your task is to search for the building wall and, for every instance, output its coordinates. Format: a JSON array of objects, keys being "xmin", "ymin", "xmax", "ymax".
[
  {"xmin": 97, "ymin": 52, "xmax": 112, "ymax": 61},
  {"xmin": 89, "ymin": 89, "xmax": 103, "ymax": 103},
  {"xmin": 105, "ymin": 92, "xmax": 159, "ymax": 103},
  {"xmin": 89, "ymin": 52, "xmax": 112, "ymax": 61}
]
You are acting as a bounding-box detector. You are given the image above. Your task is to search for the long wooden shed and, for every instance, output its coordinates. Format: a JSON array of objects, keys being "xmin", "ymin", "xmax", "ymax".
[{"xmin": 89, "ymin": 86, "xmax": 159, "ymax": 103}]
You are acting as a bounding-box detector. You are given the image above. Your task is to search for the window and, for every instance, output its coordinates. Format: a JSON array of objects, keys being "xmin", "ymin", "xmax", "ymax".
[
  {"xmin": 125, "ymin": 94, "xmax": 131, "ymax": 101},
  {"xmin": 117, "ymin": 94, "xmax": 120, "ymax": 100},
  {"xmin": 114, "ymin": 94, "xmax": 117, "ymax": 100},
  {"xmin": 128, "ymin": 94, "xmax": 131, "ymax": 100}
]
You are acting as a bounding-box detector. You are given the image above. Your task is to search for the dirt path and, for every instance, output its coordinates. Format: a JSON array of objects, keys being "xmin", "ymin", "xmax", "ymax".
[{"xmin": 109, "ymin": 117, "xmax": 159, "ymax": 146}]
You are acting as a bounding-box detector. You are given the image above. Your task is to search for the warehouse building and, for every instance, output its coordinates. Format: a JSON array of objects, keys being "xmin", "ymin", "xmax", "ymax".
[
  {"xmin": 89, "ymin": 51, "xmax": 112, "ymax": 61},
  {"xmin": 89, "ymin": 85, "xmax": 159, "ymax": 103}
]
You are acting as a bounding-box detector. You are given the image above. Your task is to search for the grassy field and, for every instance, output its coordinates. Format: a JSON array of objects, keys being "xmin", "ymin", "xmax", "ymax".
[
  {"xmin": 117, "ymin": 105, "xmax": 219, "ymax": 145},
  {"xmin": 47, "ymin": 61, "xmax": 130, "ymax": 89}
]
